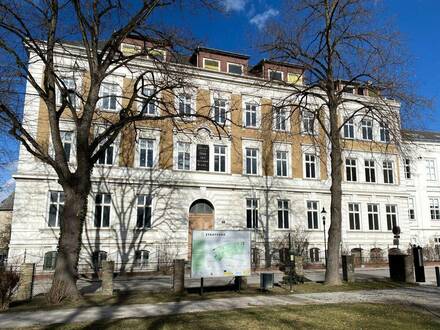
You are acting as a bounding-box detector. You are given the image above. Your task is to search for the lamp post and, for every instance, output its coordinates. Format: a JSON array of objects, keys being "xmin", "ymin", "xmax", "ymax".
[{"xmin": 321, "ymin": 207, "xmax": 327, "ymax": 266}]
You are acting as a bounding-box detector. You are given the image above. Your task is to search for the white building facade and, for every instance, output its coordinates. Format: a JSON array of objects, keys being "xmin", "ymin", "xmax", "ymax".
[{"xmin": 7, "ymin": 39, "xmax": 439, "ymax": 273}]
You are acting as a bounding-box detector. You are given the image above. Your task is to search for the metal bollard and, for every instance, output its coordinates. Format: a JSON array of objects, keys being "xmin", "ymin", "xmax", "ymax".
[{"xmin": 436, "ymin": 267, "xmax": 440, "ymax": 287}]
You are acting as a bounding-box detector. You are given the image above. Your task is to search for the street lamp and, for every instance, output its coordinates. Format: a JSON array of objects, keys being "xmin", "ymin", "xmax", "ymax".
[{"xmin": 321, "ymin": 207, "xmax": 327, "ymax": 266}]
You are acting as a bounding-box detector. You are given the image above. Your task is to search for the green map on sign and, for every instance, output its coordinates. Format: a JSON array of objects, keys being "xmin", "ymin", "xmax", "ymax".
[
  {"xmin": 192, "ymin": 239, "xmax": 205, "ymax": 272},
  {"xmin": 212, "ymin": 242, "xmax": 245, "ymax": 261}
]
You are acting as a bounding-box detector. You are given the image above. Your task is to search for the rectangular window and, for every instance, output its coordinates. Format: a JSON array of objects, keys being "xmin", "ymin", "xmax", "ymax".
[
  {"xmin": 101, "ymin": 83, "xmax": 118, "ymax": 111},
  {"xmin": 302, "ymin": 111, "xmax": 315, "ymax": 134},
  {"xmin": 60, "ymin": 131, "xmax": 73, "ymax": 162},
  {"xmin": 383, "ymin": 161, "xmax": 394, "ymax": 184},
  {"xmin": 274, "ymin": 107, "xmax": 287, "ymax": 131},
  {"xmin": 213, "ymin": 98, "xmax": 227, "ymax": 124},
  {"xmin": 380, "ymin": 122, "xmax": 390, "ymax": 142},
  {"xmin": 137, "ymin": 195, "xmax": 152, "ymax": 228},
  {"xmin": 141, "ymin": 88, "xmax": 156, "ymax": 116},
  {"xmin": 58, "ymin": 77, "xmax": 77, "ymax": 107},
  {"xmin": 134, "ymin": 250, "xmax": 149, "ymax": 267},
  {"xmin": 177, "ymin": 142, "xmax": 191, "ymax": 170},
  {"xmin": 307, "ymin": 201, "xmax": 319, "ymax": 229},
  {"xmin": 97, "ymin": 144, "xmax": 115, "ymax": 165},
  {"xmin": 178, "ymin": 94, "xmax": 192, "ymax": 116},
  {"xmin": 429, "ymin": 198, "xmax": 440, "ymax": 220},
  {"xmin": 287, "ymin": 72, "xmax": 301, "ymax": 84},
  {"xmin": 245, "ymin": 103, "xmax": 258, "ymax": 127},
  {"xmin": 408, "ymin": 198, "xmax": 415, "ymax": 221},
  {"xmin": 245, "ymin": 148, "xmax": 258, "ymax": 175},
  {"xmin": 48, "ymin": 191, "xmax": 64, "ymax": 227},
  {"xmin": 404, "ymin": 159, "xmax": 412, "ymax": 179},
  {"xmin": 95, "ymin": 193, "xmax": 111, "ymax": 228},
  {"xmin": 364, "ymin": 160, "xmax": 376, "ymax": 183},
  {"xmin": 269, "ymin": 70, "xmax": 283, "ymax": 81},
  {"xmin": 278, "ymin": 200, "xmax": 289, "ymax": 229},
  {"xmin": 385, "ymin": 204, "xmax": 397, "ymax": 230},
  {"xmin": 348, "ymin": 203, "xmax": 361, "ymax": 230},
  {"xmin": 305, "ymin": 154, "xmax": 317, "ymax": 179},
  {"xmin": 148, "ymin": 49, "xmax": 166, "ymax": 61},
  {"xmin": 203, "ymin": 58, "xmax": 220, "ymax": 71},
  {"xmin": 246, "ymin": 198, "xmax": 258, "ymax": 228},
  {"xmin": 343, "ymin": 118, "xmax": 354, "ymax": 139},
  {"xmin": 214, "ymin": 145, "xmax": 226, "ymax": 173},
  {"xmin": 367, "ymin": 204, "xmax": 379, "ymax": 230},
  {"xmin": 139, "ymin": 138, "xmax": 154, "ymax": 168},
  {"xmin": 276, "ymin": 150, "xmax": 288, "ymax": 177},
  {"xmin": 361, "ymin": 119, "xmax": 373, "ymax": 140},
  {"xmin": 426, "ymin": 159, "xmax": 436, "ymax": 180},
  {"xmin": 345, "ymin": 159, "xmax": 357, "ymax": 182},
  {"xmin": 228, "ymin": 63, "xmax": 243, "ymax": 75}
]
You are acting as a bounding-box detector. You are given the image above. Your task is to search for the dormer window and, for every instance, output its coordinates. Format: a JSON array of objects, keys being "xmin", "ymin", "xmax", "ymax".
[
  {"xmin": 228, "ymin": 63, "xmax": 243, "ymax": 75},
  {"xmin": 287, "ymin": 73, "xmax": 302, "ymax": 84},
  {"xmin": 343, "ymin": 85, "xmax": 355, "ymax": 94},
  {"xmin": 148, "ymin": 49, "xmax": 166, "ymax": 61},
  {"xmin": 203, "ymin": 58, "xmax": 220, "ymax": 72},
  {"xmin": 269, "ymin": 70, "xmax": 283, "ymax": 81}
]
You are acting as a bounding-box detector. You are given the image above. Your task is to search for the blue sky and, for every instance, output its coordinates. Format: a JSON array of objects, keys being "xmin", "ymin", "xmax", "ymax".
[{"xmin": 1, "ymin": 0, "xmax": 439, "ymax": 200}]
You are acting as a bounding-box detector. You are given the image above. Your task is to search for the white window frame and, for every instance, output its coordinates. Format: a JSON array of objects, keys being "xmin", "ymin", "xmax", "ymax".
[
  {"xmin": 404, "ymin": 159, "xmax": 412, "ymax": 179},
  {"xmin": 138, "ymin": 87, "xmax": 158, "ymax": 116},
  {"xmin": 304, "ymin": 153, "xmax": 318, "ymax": 179},
  {"xmin": 429, "ymin": 198, "xmax": 440, "ymax": 221},
  {"xmin": 364, "ymin": 159, "xmax": 376, "ymax": 183},
  {"xmin": 345, "ymin": 158, "xmax": 358, "ymax": 182},
  {"xmin": 273, "ymin": 106, "xmax": 289, "ymax": 132},
  {"xmin": 408, "ymin": 197, "xmax": 416, "ymax": 221},
  {"xmin": 385, "ymin": 204, "xmax": 398, "ymax": 231},
  {"xmin": 227, "ymin": 62, "xmax": 243, "ymax": 75},
  {"xmin": 361, "ymin": 118, "xmax": 373, "ymax": 140},
  {"xmin": 175, "ymin": 141, "xmax": 192, "ymax": 171},
  {"xmin": 176, "ymin": 93, "xmax": 195, "ymax": 117},
  {"xmin": 383, "ymin": 160, "xmax": 394, "ymax": 184},
  {"xmin": 135, "ymin": 129, "xmax": 160, "ymax": 169},
  {"xmin": 268, "ymin": 69, "xmax": 284, "ymax": 81},
  {"xmin": 306, "ymin": 200, "xmax": 319, "ymax": 230},
  {"xmin": 213, "ymin": 144, "xmax": 227, "ymax": 173},
  {"xmin": 242, "ymin": 140, "xmax": 261, "ymax": 175},
  {"xmin": 301, "ymin": 110, "xmax": 316, "ymax": 135},
  {"xmin": 287, "ymin": 72, "xmax": 302, "ymax": 84},
  {"xmin": 273, "ymin": 143, "xmax": 291, "ymax": 178},
  {"xmin": 367, "ymin": 203, "xmax": 380, "ymax": 231},
  {"xmin": 203, "ymin": 58, "xmax": 220, "ymax": 71},
  {"xmin": 343, "ymin": 117, "xmax": 355, "ymax": 139},
  {"xmin": 245, "ymin": 147, "xmax": 259, "ymax": 175},
  {"xmin": 426, "ymin": 159, "xmax": 437, "ymax": 181},
  {"xmin": 136, "ymin": 195, "xmax": 152, "ymax": 228},
  {"xmin": 56, "ymin": 76, "xmax": 80, "ymax": 108},
  {"xmin": 134, "ymin": 250, "xmax": 150, "ymax": 268},
  {"xmin": 138, "ymin": 138, "xmax": 155, "ymax": 168},
  {"xmin": 243, "ymin": 102, "xmax": 259, "ymax": 128},
  {"xmin": 47, "ymin": 191, "xmax": 64, "ymax": 228},
  {"xmin": 380, "ymin": 122, "xmax": 390, "ymax": 142},
  {"xmin": 94, "ymin": 193, "xmax": 111, "ymax": 228},
  {"xmin": 277, "ymin": 200, "xmax": 290, "ymax": 229},
  {"xmin": 99, "ymin": 81, "xmax": 121, "ymax": 112},
  {"xmin": 348, "ymin": 202, "xmax": 361, "ymax": 231},
  {"xmin": 246, "ymin": 198, "xmax": 259, "ymax": 229}
]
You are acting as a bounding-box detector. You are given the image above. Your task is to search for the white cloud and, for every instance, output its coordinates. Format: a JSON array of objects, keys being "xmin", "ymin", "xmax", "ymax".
[
  {"xmin": 223, "ymin": 0, "xmax": 247, "ymax": 12},
  {"xmin": 249, "ymin": 8, "xmax": 279, "ymax": 30}
]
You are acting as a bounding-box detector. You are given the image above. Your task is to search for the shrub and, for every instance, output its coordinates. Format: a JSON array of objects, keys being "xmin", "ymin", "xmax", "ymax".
[{"xmin": 0, "ymin": 268, "xmax": 20, "ymax": 310}]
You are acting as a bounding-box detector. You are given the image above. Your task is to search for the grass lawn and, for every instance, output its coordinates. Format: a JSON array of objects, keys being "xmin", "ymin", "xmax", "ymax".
[
  {"xmin": 5, "ymin": 279, "xmax": 412, "ymax": 313},
  {"xmin": 38, "ymin": 302, "xmax": 440, "ymax": 330}
]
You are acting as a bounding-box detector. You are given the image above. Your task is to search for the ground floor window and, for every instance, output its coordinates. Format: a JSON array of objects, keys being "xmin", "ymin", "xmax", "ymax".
[
  {"xmin": 246, "ymin": 198, "xmax": 258, "ymax": 228},
  {"xmin": 134, "ymin": 250, "xmax": 149, "ymax": 268},
  {"xmin": 43, "ymin": 251, "xmax": 57, "ymax": 270},
  {"xmin": 309, "ymin": 248, "xmax": 320, "ymax": 263}
]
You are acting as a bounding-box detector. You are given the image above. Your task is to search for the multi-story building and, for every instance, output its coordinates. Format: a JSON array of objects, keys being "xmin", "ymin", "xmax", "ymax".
[{"xmin": 7, "ymin": 37, "xmax": 438, "ymax": 273}]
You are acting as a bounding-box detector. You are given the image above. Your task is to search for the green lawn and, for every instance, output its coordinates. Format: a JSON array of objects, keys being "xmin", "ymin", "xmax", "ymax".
[
  {"xmin": 6, "ymin": 279, "xmax": 411, "ymax": 313},
  {"xmin": 40, "ymin": 303, "xmax": 440, "ymax": 330}
]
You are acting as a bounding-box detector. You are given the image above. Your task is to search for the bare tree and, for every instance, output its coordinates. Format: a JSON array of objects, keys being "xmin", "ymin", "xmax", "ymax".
[
  {"xmin": 258, "ymin": 0, "xmax": 426, "ymax": 284},
  {"xmin": 0, "ymin": 0, "xmax": 226, "ymax": 301}
]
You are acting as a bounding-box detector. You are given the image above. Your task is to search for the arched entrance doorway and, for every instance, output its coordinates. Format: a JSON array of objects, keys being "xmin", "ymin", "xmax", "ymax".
[{"xmin": 188, "ymin": 199, "xmax": 214, "ymax": 259}]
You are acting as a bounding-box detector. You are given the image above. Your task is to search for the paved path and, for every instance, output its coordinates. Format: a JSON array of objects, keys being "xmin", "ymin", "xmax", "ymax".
[{"xmin": 1, "ymin": 286, "xmax": 439, "ymax": 328}]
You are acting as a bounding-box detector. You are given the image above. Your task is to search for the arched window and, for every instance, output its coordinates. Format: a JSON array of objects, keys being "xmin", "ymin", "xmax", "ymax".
[
  {"xmin": 309, "ymin": 248, "xmax": 320, "ymax": 263},
  {"xmin": 43, "ymin": 251, "xmax": 57, "ymax": 270},
  {"xmin": 91, "ymin": 250, "xmax": 107, "ymax": 270},
  {"xmin": 370, "ymin": 248, "xmax": 383, "ymax": 262},
  {"xmin": 189, "ymin": 199, "xmax": 214, "ymax": 214},
  {"xmin": 134, "ymin": 250, "xmax": 149, "ymax": 268}
]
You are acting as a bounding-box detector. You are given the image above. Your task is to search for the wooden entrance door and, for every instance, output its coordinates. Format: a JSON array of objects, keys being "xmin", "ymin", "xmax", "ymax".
[{"xmin": 188, "ymin": 200, "xmax": 214, "ymax": 259}]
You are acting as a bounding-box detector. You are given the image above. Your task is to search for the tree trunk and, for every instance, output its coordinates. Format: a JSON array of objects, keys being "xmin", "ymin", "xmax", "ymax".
[
  {"xmin": 325, "ymin": 104, "xmax": 343, "ymax": 285},
  {"xmin": 47, "ymin": 183, "xmax": 89, "ymax": 303}
]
